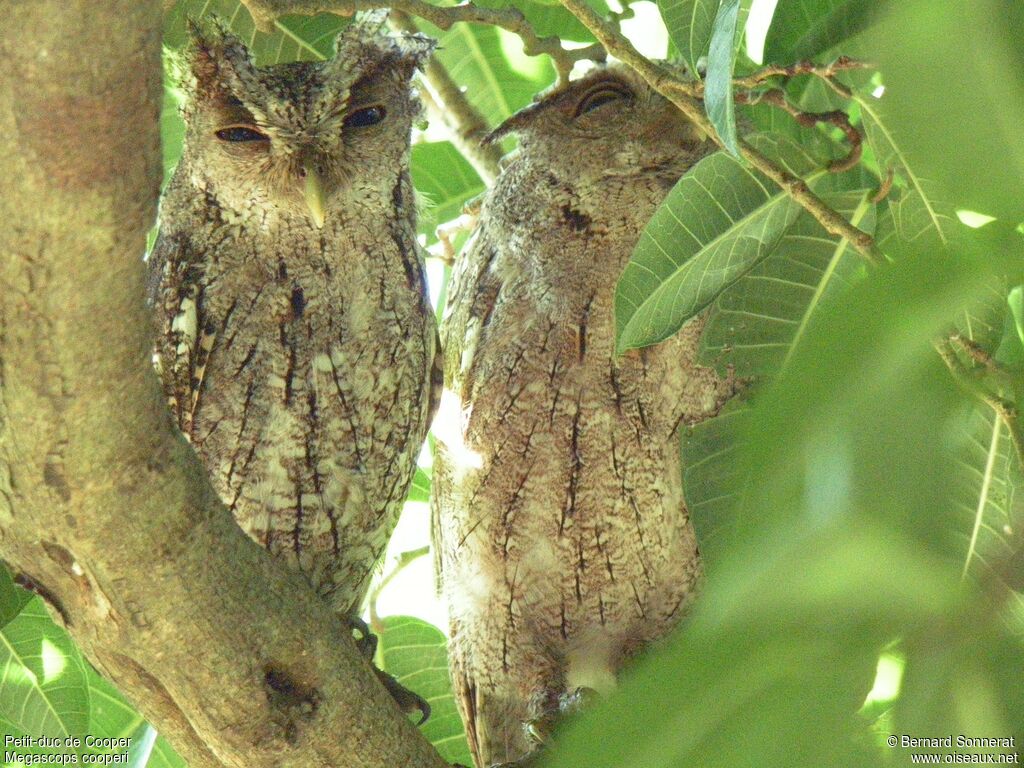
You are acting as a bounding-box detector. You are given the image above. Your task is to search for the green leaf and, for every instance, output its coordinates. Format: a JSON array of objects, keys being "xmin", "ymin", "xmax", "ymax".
[
  {"xmin": 704, "ymin": 0, "xmax": 741, "ymax": 155},
  {"xmin": 870, "ymin": 1, "xmax": 1024, "ymax": 221},
  {"xmin": 954, "ymin": 404, "xmax": 1021, "ymax": 584},
  {"xmin": 427, "ymin": 22, "xmax": 556, "ymax": 126},
  {"xmin": 1010, "ymin": 286, "xmax": 1024, "ymax": 347},
  {"xmin": 474, "ymin": 0, "xmax": 609, "ymax": 43},
  {"xmin": 851, "ymin": 86, "xmax": 955, "ymax": 250},
  {"xmin": 699, "ymin": 190, "xmax": 874, "ymax": 378},
  {"xmin": 763, "ymin": 0, "xmax": 886, "ymax": 63},
  {"xmin": 657, "ymin": 0, "xmax": 717, "ymax": 77},
  {"xmin": 614, "ymin": 137, "xmax": 824, "ymax": 352},
  {"xmin": 376, "ymin": 616, "xmax": 472, "ymax": 766},
  {"xmin": 165, "ymin": 2, "xmax": 346, "ymax": 65},
  {"xmin": 0, "ymin": 565, "xmax": 32, "ymax": 630},
  {"xmin": 407, "ymin": 467, "xmax": 432, "ymax": 503},
  {"xmin": 412, "ymin": 141, "xmax": 486, "ymax": 243},
  {"xmin": 0, "ymin": 598, "xmax": 90, "ymax": 737},
  {"xmin": 682, "ymin": 405, "xmax": 752, "ymax": 560}
]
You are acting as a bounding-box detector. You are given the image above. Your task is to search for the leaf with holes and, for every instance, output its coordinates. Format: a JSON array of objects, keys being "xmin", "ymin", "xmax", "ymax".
[
  {"xmin": 657, "ymin": 0, "xmax": 717, "ymax": 77},
  {"xmin": 763, "ymin": 0, "xmax": 886, "ymax": 63},
  {"xmin": 614, "ymin": 136, "xmax": 825, "ymax": 352},
  {"xmin": 0, "ymin": 598, "xmax": 90, "ymax": 737},
  {"xmin": 704, "ymin": 0, "xmax": 741, "ymax": 156},
  {"xmin": 377, "ymin": 616, "xmax": 472, "ymax": 766}
]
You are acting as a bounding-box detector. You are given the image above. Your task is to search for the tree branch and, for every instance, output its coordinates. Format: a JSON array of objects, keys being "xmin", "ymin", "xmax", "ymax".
[
  {"xmin": 0, "ymin": 4, "xmax": 448, "ymax": 767},
  {"xmin": 240, "ymin": 0, "xmax": 603, "ymax": 83}
]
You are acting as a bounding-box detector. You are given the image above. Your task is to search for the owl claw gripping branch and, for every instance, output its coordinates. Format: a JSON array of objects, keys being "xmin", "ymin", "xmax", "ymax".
[{"xmin": 147, "ymin": 16, "xmax": 441, "ymax": 720}]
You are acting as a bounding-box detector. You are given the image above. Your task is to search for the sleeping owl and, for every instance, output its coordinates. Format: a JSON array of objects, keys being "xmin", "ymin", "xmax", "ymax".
[
  {"xmin": 433, "ymin": 65, "xmax": 737, "ymax": 765},
  {"xmin": 147, "ymin": 17, "xmax": 441, "ymax": 716}
]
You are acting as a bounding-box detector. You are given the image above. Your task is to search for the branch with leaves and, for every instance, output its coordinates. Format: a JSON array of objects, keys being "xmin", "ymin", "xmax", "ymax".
[{"xmin": 240, "ymin": 0, "xmax": 603, "ymax": 81}]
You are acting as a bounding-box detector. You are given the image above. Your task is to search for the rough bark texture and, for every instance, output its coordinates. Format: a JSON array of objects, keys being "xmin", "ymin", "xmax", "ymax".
[{"xmin": 0, "ymin": 3, "xmax": 448, "ymax": 767}]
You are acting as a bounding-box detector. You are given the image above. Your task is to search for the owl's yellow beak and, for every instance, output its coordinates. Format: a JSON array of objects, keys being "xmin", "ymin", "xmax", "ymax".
[{"xmin": 302, "ymin": 159, "xmax": 326, "ymax": 229}]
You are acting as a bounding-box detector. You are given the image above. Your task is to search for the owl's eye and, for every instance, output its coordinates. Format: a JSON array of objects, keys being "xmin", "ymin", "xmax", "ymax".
[
  {"xmin": 574, "ymin": 83, "xmax": 634, "ymax": 117},
  {"xmin": 344, "ymin": 105, "xmax": 387, "ymax": 129},
  {"xmin": 215, "ymin": 125, "xmax": 269, "ymax": 142}
]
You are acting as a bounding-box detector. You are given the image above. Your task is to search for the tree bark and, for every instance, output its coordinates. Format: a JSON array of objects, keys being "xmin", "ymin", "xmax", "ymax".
[{"xmin": 0, "ymin": 3, "xmax": 448, "ymax": 767}]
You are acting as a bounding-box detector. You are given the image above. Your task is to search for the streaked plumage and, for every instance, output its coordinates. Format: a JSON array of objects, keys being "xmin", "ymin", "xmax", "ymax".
[
  {"xmin": 148, "ymin": 18, "xmax": 440, "ymax": 634},
  {"xmin": 433, "ymin": 66, "xmax": 736, "ymax": 765}
]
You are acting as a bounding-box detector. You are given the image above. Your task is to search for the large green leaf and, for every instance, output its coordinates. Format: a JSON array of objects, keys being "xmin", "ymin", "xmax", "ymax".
[
  {"xmin": 682, "ymin": 405, "xmax": 752, "ymax": 561},
  {"xmin": 0, "ymin": 599, "xmax": 90, "ymax": 737},
  {"xmin": 699, "ymin": 190, "xmax": 874, "ymax": 377},
  {"xmin": 412, "ymin": 141, "xmax": 486, "ymax": 242},
  {"xmin": 954, "ymin": 404, "xmax": 1021, "ymax": 584},
  {"xmin": 870, "ymin": 1, "xmax": 1024, "ymax": 221},
  {"xmin": 614, "ymin": 137, "xmax": 825, "ymax": 352},
  {"xmin": 376, "ymin": 616, "xmax": 472, "ymax": 766},
  {"xmin": 428, "ymin": 22, "xmax": 556, "ymax": 126},
  {"xmin": 657, "ymin": 0, "xmax": 716, "ymax": 77},
  {"xmin": 762, "ymin": 0, "xmax": 886, "ymax": 63}
]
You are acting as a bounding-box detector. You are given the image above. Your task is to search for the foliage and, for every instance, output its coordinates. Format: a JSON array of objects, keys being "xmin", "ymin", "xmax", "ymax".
[{"xmin": 2, "ymin": 1, "xmax": 1022, "ymax": 767}]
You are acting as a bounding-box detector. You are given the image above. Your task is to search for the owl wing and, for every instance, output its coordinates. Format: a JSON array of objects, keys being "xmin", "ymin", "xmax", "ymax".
[{"xmin": 147, "ymin": 230, "xmax": 213, "ymax": 438}]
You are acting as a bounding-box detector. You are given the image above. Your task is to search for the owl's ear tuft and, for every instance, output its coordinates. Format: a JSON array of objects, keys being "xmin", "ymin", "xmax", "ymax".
[
  {"xmin": 325, "ymin": 14, "xmax": 435, "ymax": 85},
  {"xmin": 395, "ymin": 33, "xmax": 436, "ymax": 76},
  {"xmin": 180, "ymin": 18, "xmax": 256, "ymax": 102}
]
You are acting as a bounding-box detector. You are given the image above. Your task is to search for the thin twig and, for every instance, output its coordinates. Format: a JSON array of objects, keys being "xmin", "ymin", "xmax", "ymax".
[
  {"xmin": 730, "ymin": 56, "xmax": 872, "ymax": 90},
  {"xmin": 738, "ymin": 88, "xmax": 863, "ymax": 173},
  {"xmin": 936, "ymin": 339, "xmax": 1024, "ymax": 469}
]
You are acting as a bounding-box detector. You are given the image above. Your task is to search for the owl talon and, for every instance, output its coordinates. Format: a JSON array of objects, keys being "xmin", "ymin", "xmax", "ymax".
[
  {"xmin": 523, "ymin": 686, "xmax": 600, "ymax": 748},
  {"xmin": 347, "ymin": 615, "xmax": 379, "ymax": 660},
  {"xmin": 377, "ymin": 667, "xmax": 431, "ymax": 725}
]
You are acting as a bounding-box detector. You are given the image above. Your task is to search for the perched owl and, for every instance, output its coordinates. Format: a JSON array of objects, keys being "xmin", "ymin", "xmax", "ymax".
[
  {"xmin": 433, "ymin": 66, "xmax": 737, "ymax": 766},
  {"xmin": 148, "ymin": 19, "xmax": 441, "ymax": 714}
]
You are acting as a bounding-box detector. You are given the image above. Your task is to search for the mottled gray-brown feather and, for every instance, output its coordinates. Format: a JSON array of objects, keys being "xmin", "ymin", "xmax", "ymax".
[
  {"xmin": 433, "ymin": 65, "xmax": 737, "ymax": 767},
  {"xmin": 149, "ymin": 19, "xmax": 438, "ymax": 619}
]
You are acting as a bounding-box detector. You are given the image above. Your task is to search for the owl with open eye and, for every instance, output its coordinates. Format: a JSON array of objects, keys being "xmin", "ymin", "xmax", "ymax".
[
  {"xmin": 432, "ymin": 65, "xmax": 738, "ymax": 766},
  {"xmin": 147, "ymin": 17, "xmax": 441, "ymax": 716}
]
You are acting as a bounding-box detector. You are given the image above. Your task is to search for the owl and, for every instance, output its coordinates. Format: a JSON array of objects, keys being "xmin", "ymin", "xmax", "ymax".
[
  {"xmin": 147, "ymin": 18, "xmax": 441, "ymax": 714},
  {"xmin": 432, "ymin": 65, "xmax": 737, "ymax": 766}
]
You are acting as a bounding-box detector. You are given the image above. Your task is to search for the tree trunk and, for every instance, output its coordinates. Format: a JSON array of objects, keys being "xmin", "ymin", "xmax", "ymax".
[{"xmin": 0, "ymin": 3, "xmax": 448, "ymax": 767}]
